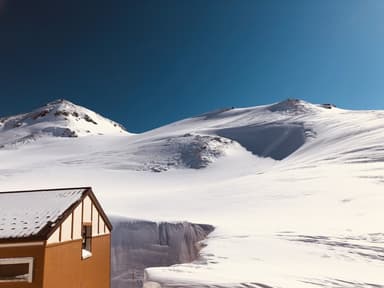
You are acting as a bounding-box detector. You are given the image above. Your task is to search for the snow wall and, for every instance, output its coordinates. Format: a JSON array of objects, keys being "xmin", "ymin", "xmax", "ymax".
[{"xmin": 110, "ymin": 217, "xmax": 214, "ymax": 288}]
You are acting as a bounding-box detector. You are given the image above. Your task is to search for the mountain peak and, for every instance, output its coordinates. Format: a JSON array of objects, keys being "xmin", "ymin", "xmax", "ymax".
[
  {"xmin": 268, "ymin": 98, "xmax": 311, "ymax": 112},
  {"xmin": 0, "ymin": 99, "xmax": 131, "ymax": 147},
  {"xmin": 267, "ymin": 98, "xmax": 335, "ymax": 113},
  {"xmin": 46, "ymin": 98, "xmax": 72, "ymax": 105},
  {"xmin": 44, "ymin": 98, "xmax": 80, "ymax": 109}
]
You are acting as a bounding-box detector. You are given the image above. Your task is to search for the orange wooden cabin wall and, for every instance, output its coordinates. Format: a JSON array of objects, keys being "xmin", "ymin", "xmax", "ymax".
[
  {"xmin": 43, "ymin": 234, "xmax": 111, "ymax": 288},
  {"xmin": 0, "ymin": 244, "xmax": 45, "ymax": 288}
]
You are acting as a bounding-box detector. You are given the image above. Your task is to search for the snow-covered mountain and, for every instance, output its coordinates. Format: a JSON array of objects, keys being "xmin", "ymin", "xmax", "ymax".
[
  {"xmin": 1, "ymin": 99, "xmax": 384, "ymax": 288},
  {"xmin": 2, "ymin": 98, "xmax": 383, "ymax": 170},
  {"xmin": 0, "ymin": 99, "xmax": 130, "ymax": 148}
]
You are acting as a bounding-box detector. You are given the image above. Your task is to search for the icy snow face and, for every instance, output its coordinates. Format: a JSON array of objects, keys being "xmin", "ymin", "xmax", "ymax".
[
  {"xmin": 217, "ymin": 123, "xmax": 309, "ymax": 160},
  {"xmin": 0, "ymin": 99, "xmax": 130, "ymax": 148},
  {"xmin": 110, "ymin": 217, "xmax": 213, "ymax": 288}
]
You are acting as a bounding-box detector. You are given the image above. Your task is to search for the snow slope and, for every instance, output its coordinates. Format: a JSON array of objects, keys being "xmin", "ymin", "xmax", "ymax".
[{"xmin": 1, "ymin": 99, "xmax": 384, "ymax": 288}]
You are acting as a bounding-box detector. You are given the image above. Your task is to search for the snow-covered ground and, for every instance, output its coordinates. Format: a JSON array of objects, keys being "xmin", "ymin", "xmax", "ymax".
[{"xmin": 1, "ymin": 99, "xmax": 384, "ymax": 287}]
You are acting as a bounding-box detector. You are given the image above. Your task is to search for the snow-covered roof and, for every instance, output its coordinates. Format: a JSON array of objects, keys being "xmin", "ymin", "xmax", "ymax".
[{"xmin": 0, "ymin": 188, "xmax": 88, "ymax": 240}]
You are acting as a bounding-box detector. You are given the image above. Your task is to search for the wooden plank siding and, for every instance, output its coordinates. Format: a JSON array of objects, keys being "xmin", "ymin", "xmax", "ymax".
[{"xmin": 43, "ymin": 235, "xmax": 111, "ymax": 288}]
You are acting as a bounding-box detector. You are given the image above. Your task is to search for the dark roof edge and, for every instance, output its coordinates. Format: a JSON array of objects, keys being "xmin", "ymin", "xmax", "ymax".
[
  {"xmin": 0, "ymin": 186, "xmax": 92, "ymax": 194},
  {"xmin": 44, "ymin": 187, "xmax": 113, "ymax": 239},
  {"xmin": 86, "ymin": 189, "xmax": 113, "ymax": 231}
]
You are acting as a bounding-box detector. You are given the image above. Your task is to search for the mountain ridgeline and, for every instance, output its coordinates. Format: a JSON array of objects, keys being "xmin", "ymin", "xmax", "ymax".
[{"xmin": 1, "ymin": 98, "xmax": 383, "ymax": 171}]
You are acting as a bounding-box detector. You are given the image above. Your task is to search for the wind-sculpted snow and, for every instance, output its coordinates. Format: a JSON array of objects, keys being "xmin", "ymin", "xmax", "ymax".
[
  {"xmin": 110, "ymin": 217, "xmax": 213, "ymax": 288},
  {"xmin": 217, "ymin": 123, "xmax": 309, "ymax": 160},
  {"xmin": 301, "ymin": 278, "xmax": 384, "ymax": 288},
  {"xmin": 52, "ymin": 134, "xmax": 234, "ymax": 172},
  {"xmin": 278, "ymin": 232, "xmax": 384, "ymax": 262},
  {"xmin": 136, "ymin": 134, "xmax": 234, "ymax": 171},
  {"xmin": 143, "ymin": 281, "xmax": 275, "ymax": 288}
]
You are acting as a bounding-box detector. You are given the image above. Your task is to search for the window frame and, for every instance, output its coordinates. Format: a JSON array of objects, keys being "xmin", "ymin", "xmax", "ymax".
[
  {"xmin": 0, "ymin": 257, "xmax": 34, "ymax": 283},
  {"xmin": 81, "ymin": 223, "xmax": 92, "ymax": 259}
]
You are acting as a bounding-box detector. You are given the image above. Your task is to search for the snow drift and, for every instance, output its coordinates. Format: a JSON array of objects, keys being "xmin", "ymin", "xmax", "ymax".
[{"xmin": 111, "ymin": 217, "xmax": 213, "ymax": 288}]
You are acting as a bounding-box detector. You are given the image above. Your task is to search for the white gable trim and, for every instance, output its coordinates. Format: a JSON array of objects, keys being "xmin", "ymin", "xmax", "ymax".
[{"xmin": 47, "ymin": 194, "xmax": 110, "ymax": 245}]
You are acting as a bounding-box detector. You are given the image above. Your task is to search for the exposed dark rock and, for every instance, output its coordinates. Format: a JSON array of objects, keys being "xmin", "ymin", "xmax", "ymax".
[
  {"xmin": 268, "ymin": 98, "xmax": 306, "ymax": 113},
  {"xmin": 320, "ymin": 103, "xmax": 336, "ymax": 109},
  {"xmin": 84, "ymin": 114, "xmax": 98, "ymax": 125},
  {"xmin": 54, "ymin": 110, "xmax": 70, "ymax": 117},
  {"xmin": 41, "ymin": 127, "xmax": 77, "ymax": 137},
  {"xmin": 33, "ymin": 109, "xmax": 51, "ymax": 119}
]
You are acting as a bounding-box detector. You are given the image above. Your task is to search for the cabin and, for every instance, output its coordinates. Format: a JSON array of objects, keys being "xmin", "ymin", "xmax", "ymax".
[{"xmin": 0, "ymin": 187, "xmax": 112, "ymax": 288}]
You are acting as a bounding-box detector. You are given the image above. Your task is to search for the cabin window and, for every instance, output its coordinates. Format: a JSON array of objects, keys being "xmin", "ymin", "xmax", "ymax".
[
  {"xmin": 0, "ymin": 257, "xmax": 33, "ymax": 283},
  {"xmin": 82, "ymin": 224, "xmax": 92, "ymax": 259}
]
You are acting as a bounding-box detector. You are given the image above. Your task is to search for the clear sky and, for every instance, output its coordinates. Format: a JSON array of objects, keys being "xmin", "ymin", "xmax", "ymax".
[{"xmin": 1, "ymin": 0, "xmax": 384, "ymax": 132}]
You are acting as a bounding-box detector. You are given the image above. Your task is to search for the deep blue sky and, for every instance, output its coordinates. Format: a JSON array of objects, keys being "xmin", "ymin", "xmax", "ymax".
[{"xmin": 1, "ymin": 0, "xmax": 384, "ymax": 132}]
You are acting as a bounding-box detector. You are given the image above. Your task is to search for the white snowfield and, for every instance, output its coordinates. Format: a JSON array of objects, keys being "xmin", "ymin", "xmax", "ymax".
[{"xmin": 1, "ymin": 99, "xmax": 384, "ymax": 287}]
